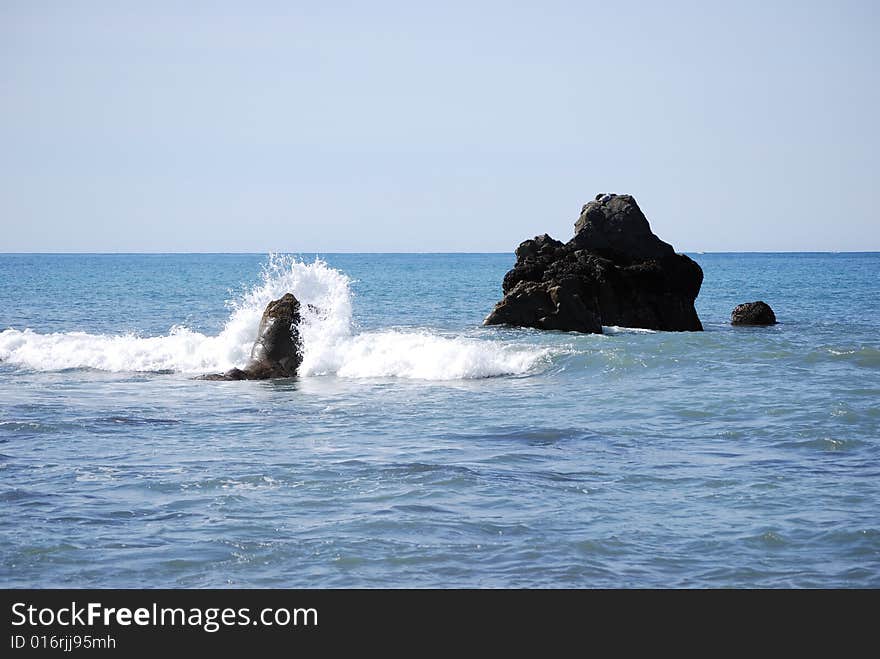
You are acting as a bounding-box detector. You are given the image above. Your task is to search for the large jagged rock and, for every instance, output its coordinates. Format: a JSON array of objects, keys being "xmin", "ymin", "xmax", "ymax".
[
  {"xmin": 484, "ymin": 194, "xmax": 703, "ymax": 333},
  {"xmin": 199, "ymin": 293, "xmax": 302, "ymax": 380},
  {"xmin": 731, "ymin": 301, "xmax": 776, "ymax": 326}
]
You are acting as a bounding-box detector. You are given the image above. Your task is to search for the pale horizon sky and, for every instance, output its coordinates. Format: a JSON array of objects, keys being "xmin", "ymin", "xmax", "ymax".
[{"xmin": 1, "ymin": 1, "xmax": 878, "ymax": 253}]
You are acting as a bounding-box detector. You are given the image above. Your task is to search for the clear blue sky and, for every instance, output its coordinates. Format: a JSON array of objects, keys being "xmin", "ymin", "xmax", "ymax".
[{"xmin": 1, "ymin": 1, "xmax": 877, "ymax": 252}]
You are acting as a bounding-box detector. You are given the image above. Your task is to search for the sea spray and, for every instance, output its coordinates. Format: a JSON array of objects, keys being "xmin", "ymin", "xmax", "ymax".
[{"xmin": 0, "ymin": 255, "xmax": 549, "ymax": 379}]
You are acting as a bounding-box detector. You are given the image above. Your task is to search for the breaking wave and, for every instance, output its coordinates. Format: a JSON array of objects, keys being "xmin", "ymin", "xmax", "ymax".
[{"xmin": 0, "ymin": 255, "xmax": 548, "ymax": 380}]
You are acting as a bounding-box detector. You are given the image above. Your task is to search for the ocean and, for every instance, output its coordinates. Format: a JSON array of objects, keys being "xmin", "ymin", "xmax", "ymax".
[{"xmin": 1, "ymin": 252, "xmax": 878, "ymax": 587}]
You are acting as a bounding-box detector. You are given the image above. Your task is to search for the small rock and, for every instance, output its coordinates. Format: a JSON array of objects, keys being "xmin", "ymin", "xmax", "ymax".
[
  {"xmin": 198, "ymin": 293, "xmax": 302, "ymax": 380},
  {"xmin": 731, "ymin": 301, "xmax": 777, "ymax": 326}
]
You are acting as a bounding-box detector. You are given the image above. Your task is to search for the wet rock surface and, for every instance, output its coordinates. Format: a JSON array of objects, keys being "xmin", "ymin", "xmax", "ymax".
[{"xmin": 199, "ymin": 293, "xmax": 301, "ymax": 380}]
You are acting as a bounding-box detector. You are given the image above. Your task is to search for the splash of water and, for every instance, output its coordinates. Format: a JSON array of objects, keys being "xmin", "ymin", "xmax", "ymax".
[{"xmin": 0, "ymin": 255, "xmax": 548, "ymax": 380}]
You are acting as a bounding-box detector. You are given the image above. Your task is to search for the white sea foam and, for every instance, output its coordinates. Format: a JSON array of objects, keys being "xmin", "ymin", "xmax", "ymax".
[
  {"xmin": 602, "ymin": 326, "xmax": 658, "ymax": 335},
  {"xmin": 0, "ymin": 255, "xmax": 547, "ymax": 380}
]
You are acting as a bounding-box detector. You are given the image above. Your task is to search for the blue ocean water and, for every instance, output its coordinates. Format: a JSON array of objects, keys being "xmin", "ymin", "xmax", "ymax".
[{"xmin": 1, "ymin": 252, "xmax": 878, "ymax": 588}]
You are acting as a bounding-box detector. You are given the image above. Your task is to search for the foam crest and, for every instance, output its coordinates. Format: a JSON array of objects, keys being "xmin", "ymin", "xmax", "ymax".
[
  {"xmin": 0, "ymin": 326, "xmax": 233, "ymax": 373},
  {"xmin": 302, "ymin": 329, "xmax": 547, "ymax": 380},
  {"xmin": 602, "ymin": 326, "xmax": 658, "ymax": 335},
  {"xmin": 0, "ymin": 255, "xmax": 547, "ymax": 380}
]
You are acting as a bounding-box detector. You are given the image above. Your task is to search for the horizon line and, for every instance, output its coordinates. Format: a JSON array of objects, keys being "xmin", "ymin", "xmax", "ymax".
[{"xmin": 1, "ymin": 250, "xmax": 878, "ymax": 256}]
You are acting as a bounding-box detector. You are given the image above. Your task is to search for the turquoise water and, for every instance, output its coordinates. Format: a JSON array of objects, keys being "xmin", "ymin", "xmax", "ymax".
[{"xmin": 1, "ymin": 252, "xmax": 878, "ymax": 587}]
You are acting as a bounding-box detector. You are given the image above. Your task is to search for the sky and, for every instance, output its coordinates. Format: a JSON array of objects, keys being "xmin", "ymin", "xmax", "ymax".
[{"xmin": 1, "ymin": 0, "xmax": 878, "ymax": 252}]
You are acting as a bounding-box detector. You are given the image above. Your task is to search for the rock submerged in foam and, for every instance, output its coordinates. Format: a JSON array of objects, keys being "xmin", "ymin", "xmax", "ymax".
[
  {"xmin": 199, "ymin": 293, "xmax": 302, "ymax": 380},
  {"xmin": 484, "ymin": 193, "xmax": 704, "ymax": 333}
]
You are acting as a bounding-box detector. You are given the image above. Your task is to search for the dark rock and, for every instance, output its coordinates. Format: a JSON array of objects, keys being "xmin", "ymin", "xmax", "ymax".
[
  {"xmin": 485, "ymin": 279, "xmax": 602, "ymax": 333},
  {"xmin": 484, "ymin": 194, "xmax": 703, "ymax": 333},
  {"xmin": 730, "ymin": 301, "xmax": 776, "ymax": 326},
  {"xmin": 198, "ymin": 293, "xmax": 302, "ymax": 380},
  {"xmin": 199, "ymin": 368, "xmax": 249, "ymax": 381},
  {"xmin": 572, "ymin": 194, "xmax": 675, "ymax": 262}
]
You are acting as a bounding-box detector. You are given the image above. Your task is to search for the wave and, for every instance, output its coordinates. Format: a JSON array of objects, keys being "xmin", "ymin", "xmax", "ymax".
[
  {"xmin": 0, "ymin": 255, "xmax": 548, "ymax": 380},
  {"xmin": 804, "ymin": 345, "xmax": 880, "ymax": 369},
  {"xmin": 602, "ymin": 326, "xmax": 657, "ymax": 335}
]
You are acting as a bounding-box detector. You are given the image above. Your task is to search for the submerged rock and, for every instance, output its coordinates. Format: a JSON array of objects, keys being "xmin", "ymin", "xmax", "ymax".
[
  {"xmin": 485, "ymin": 194, "xmax": 703, "ymax": 333},
  {"xmin": 199, "ymin": 293, "xmax": 302, "ymax": 380},
  {"xmin": 730, "ymin": 301, "xmax": 776, "ymax": 326}
]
